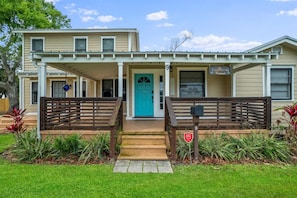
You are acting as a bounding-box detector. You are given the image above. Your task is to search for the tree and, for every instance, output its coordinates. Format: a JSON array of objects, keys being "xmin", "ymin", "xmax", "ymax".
[
  {"xmin": 0, "ymin": 0, "xmax": 71, "ymax": 110},
  {"xmin": 170, "ymin": 30, "xmax": 193, "ymax": 51}
]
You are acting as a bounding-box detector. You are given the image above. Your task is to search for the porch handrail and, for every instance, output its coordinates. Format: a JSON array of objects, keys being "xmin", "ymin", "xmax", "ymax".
[
  {"xmin": 109, "ymin": 97, "xmax": 123, "ymax": 127},
  {"xmin": 109, "ymin": 97, "xmax": 123, "ymax": 159},
  {"xmin": 165, "ymin": 97, "xmax": 177, "ymax": 161}
]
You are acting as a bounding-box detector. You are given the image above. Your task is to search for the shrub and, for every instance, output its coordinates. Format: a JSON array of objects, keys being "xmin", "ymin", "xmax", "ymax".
[
  {"xmin": 231, "ymin": 133, "xmax": 265, "ymax": 160},
  {"xmin": 5, "ymin": 107, "xmax": 27, "ymax": 136},
  {"xmin": 175, "ymin": 132, "xmax": 291, "ymax": 163},
  {"xmin": 199, "ymin": 133, "xmax": 235, "ymax": 161},
  {"xmin": 79, "ymin": 134, "xmax": 110, "ymax": 164},
  {"xmin": 261, "ymin": 134, "xmax": 291, "ymax": 162},
  {"xmin": 54, "ymin": 134, "xmax": 85, "ymax": 157},
  {"xmin": 12, "ymin": 130, "xmax": 57, "ymax": 162}
]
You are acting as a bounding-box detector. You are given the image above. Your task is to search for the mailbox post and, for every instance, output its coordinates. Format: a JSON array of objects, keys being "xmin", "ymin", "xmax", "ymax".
[{"xmin": 190, "ymin": 105, "xmax": 204, "ymax": 160}]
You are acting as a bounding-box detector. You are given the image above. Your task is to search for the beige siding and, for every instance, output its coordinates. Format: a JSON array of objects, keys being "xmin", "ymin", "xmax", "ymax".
[
  {"xmin": 23, "ymin": 32, "xmax": 132, "ymax": 71},
  {"xmin": 235, "ymin": 44, "xmax": 297, "ymax": 125},
  {"xmin": 23, "ymin": 77, "xmax": 99, "ymax": 113},
  {"xmin": 24, "ymin": 78, "xmax": 37, "ymax": 113},
  {"xmin": 207, "ymin": 75, "xmax": 231, "ymax": 97},
  {"xmin": 235, "ymin": 66, "xmax": 263, "ymax": 97},
  {"xmin": 270, "ymin": 45, "xmax": 297, "ymax": 125}
]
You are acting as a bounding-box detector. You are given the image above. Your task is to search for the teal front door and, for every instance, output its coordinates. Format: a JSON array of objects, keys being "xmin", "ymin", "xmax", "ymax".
[{"xmin": 135, "ymin": 74, "xmax": 154, "ymax": 117}]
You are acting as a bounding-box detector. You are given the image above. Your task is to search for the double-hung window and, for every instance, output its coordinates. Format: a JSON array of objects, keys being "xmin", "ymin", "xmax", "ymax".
[
  {"xmin": 102, "ymin": 79, "xmax": 126, "ymax": 100},
  {"xmin": 74, "ymin": 37, "xmax": 87, "ymax": 52},
  {"xmin": 271, "ymin": 68, "xmax": 293, "ymax": 100},
  {"xmin": 102, "ymin": 37, "xmax": 115, "ymax": 52},
  {"xmin": 52, "ymin": 81, "xmax": 66, "ymax": 97},
  {"xmin": 74, "ymin": 81, "xmax": 87, "ymax": 97},
  {"xmin": 31, "ymin": 38, "xmax": 44, "ymax": 52},
  {"xmin": 179, "ymin": 71, "xmax": 205, "ymax": 97},
  {"xmin": 31, "ymin": 81, "xmax": 38, "ymax": 104}
]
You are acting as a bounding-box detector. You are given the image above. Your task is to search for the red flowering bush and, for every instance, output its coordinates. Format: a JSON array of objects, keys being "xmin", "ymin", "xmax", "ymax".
[
  {"xmin": 5, "ymin": 107, "xmax": 27, "ymax": 136},
  {"xmin": 276, "ymin": 102, "xmax": 297, "ymax": 139}
]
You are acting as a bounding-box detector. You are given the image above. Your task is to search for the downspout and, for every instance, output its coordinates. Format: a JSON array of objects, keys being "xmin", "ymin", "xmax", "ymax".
[{"xmin": 33, "ymin": 60, "xmax": 41, "ymax": 139}]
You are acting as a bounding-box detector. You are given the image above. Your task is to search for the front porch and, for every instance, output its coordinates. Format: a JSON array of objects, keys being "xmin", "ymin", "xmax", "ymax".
[{"xmin": 35, "ymin": 96, "xmax": 271, "ymax": 161}]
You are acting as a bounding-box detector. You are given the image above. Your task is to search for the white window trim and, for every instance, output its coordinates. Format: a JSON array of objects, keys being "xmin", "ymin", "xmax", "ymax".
[
  {"xmin": 30, "ymin": 80, "xmax": 38, "ymax": 105},
  {"xmin": 177, "ymin": 67, "xmax": 208, "ymax": 97},
  {"xmin": 50, "ymin": 79, "xmax": 68, "ymax": 97},
  {"xmin": 73, "ymin": 36, "xmax": 88, "ymax": 52},
  {"xmin": 269, "ymin": 65, "xmax": 295, "ymax": 101},
  {"xmin": 101, "ymin": 77, "xmax": 126, "ymax": 97},
  {"xmin": 101, "ymin": 36, "xmax": 116, "ymax": 52},
  {"xmin": 30, "ymin": 37, "xmax": 45, "ymax": 51},
  {"xmin": 73, "ymin": 79, "xmax": 88, "ymax": 97}
]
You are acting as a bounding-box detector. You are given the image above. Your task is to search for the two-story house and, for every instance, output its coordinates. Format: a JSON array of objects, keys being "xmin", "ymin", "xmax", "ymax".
[{"xmin": 15, "ymin": 28, "xmax": 297, "ymax": 126}]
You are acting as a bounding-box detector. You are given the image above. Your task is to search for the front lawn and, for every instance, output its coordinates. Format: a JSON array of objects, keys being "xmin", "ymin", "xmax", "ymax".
[{"xmin": 1, "ymin": 134, "xmax": 297, "ymax": 197}]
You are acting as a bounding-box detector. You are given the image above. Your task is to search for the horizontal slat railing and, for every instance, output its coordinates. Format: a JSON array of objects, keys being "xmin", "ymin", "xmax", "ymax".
[
  {"xmin": 40, "ymin": 97, "xmax": 123, "ymax": 159},
  {"xmin": 40, "ymin": 97, "xmax": 122, "ymax": 131},
  {"xmin": 168, "ymin": 97, "xmax": 271, "ymax": 130},
  {"xmin": 165, "ymin": 97, "xmax": 271, "ymax": 161}
]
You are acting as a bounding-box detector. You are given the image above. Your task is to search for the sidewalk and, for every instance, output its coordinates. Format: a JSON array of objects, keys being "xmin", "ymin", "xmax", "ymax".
[{"xmin": 113, "ymin": 160, "xmax": 173, "ymax": 173}]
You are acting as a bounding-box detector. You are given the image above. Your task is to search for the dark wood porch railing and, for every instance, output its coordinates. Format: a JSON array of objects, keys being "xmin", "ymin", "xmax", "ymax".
[
  {"xmin": 40, "ymin": 97, "xmax": 123, "ymax": 159},
  {"xmin": 165, "ymin": 97, "xmax": 271, "ymax": 161}
]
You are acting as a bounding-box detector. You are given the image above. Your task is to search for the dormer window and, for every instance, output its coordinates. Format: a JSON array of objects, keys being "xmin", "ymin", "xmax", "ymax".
[
  {"xmin": 102, "ymin": 37, "xmax": 115, "ymax": 52},
  {"xmin": 31, "ymin": 38, "xmax": 44, "ymax": 52},
  {"xmin": 74, "ymin": 37, "xmax": 87, "ymax": 52}
]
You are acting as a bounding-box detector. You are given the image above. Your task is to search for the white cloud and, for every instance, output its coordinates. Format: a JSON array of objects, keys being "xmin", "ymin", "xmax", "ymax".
[
  {"xmin": 44, "ymin": 0, "xmax": 60, "ymax": 4},
  {"xmin": 88, "ymin": 26, "xmax": 108, "ymax": 29},
  {"xmin": 78, "ymin": 8, "xmax": 98, "ymax": 16},
  {"xmin": 177, "ymin": 30, "xmax": 193, "ymax": 39},
  {"xmin": 277, "ymin": 8, "xmax": 297, "ymax": 16},
  {"xmin": 146, "ymin": 11, "xmax": 168, "ymax": 21},
  {"xmin": 179, "ymin": 34, "xmax": 261, "ymax": 52},
  {"xmin": 65, "ymin": 4, "xmax": 123, "ymax": 23},
  {"xmin": 156, "ymin": 23, "xmax": 174, "ymax": 28},
  {"xmin": 97, "ymin": 15, "xmax": 123, "ymax": 23},
  {"xmin": 65, "ymin": 3, "xmax": 77, "ymax": 14},
  {"xmin": 82, "ymin": 16, "xmax": 95, "ymax": 22}
]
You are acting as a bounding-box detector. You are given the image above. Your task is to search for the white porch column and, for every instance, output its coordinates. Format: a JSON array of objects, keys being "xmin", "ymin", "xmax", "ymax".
[
  {"xmin": 232, "ymin": 73, "xmax": 236, "ymax": 97},
  {"xmin": 264, "ymin": 63, "xmax": 272, "ymax": 96},
  {"xmin": 165, "ymin": 62, "xmax": 170, "ymax": 97},
  {"xmin": 118, "ymin": 62, "xmax": 123, "ymax": 97},
  {"xmin": 76, "ymin": 75, "xmax": 81, "ymax": 97},
  {"xmin": 37, "ymin": 62, "xmax": 47, "ymax": 139},
  {"xmin": 39, "ymin": 62, "xmax": 47, "ymax": 97},
  {"xmin": 18, "ymin": 76, "xmax": 24, "ymax": 109}
]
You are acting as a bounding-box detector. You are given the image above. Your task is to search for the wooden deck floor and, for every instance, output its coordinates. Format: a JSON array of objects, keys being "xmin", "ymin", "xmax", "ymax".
[{"xmin": 123, "ymin": 119, "xmax": 164, "ymax": 132}]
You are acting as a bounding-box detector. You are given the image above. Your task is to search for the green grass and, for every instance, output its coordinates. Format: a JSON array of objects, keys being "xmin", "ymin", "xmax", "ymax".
[
  {"xmin": 1, "ymin": 134, "xmax": 297, "ymax": 198},
  {"xmin": 0, "ymin": 133, "xmax": 14, "ymax": 152}
]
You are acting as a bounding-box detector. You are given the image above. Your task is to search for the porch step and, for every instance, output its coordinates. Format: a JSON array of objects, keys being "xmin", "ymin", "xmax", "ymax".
[
  {"xmin": 118, "ymin": 134, "xmax": 168, "ymax": 160},
  {"xmin": 0, "ymin": 115, "xmax": 37, "ymax": 133}
]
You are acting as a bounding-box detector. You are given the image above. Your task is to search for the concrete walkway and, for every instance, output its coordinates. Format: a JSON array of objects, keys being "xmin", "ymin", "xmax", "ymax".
[{"xmin": 113, "ymin": 160, "xmax": 173, "ymax": 173}]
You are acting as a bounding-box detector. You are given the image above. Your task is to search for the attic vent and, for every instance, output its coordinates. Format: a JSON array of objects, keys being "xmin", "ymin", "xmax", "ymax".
[{"xmin": 271, "ymin": 46, "xmax": 283, "ymax": 54}]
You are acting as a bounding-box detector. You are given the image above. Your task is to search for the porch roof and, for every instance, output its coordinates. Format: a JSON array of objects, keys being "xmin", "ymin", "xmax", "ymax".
[{"xmin": 31, "ymin": 51, "xmax": 278, "ymax": 81}]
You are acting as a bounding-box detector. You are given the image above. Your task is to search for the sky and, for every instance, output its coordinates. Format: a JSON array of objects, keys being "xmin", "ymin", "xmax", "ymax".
[{"xmin": 46, "ymin": 0, "xmax": 297, "ymax": 52}]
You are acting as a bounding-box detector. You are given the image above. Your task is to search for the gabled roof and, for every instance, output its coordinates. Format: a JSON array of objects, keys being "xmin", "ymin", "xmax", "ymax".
[
  {"xmin": 247, "ymin": 35, "xmax": 297, "ymax": 53},
  {"xmin": 13, "ymin": 28, "xmax": 139, "ymax": 34}
]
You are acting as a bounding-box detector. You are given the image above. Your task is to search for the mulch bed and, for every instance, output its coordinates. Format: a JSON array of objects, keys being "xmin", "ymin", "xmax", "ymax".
[{"xmin": 2, "ymin": 148, "xmax": 297, "ymax": 165}]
